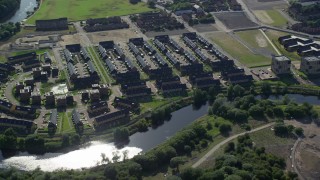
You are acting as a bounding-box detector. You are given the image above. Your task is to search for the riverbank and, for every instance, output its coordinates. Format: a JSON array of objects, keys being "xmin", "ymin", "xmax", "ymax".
[{"xmin": 0, "ymin": 4, "xmax": 20, "ymax": 23}]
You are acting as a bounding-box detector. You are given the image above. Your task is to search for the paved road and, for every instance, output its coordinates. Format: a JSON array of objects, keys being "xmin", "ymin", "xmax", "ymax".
[
  {"xmin": 4, "ymin": 72, "xmax": 29, "ymax": 105},
  {"xmin": 192, "ymin": 122, "xmax": 275, "ymax": 168}
]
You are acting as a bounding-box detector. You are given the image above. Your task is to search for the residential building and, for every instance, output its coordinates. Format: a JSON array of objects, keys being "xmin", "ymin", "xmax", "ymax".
[
  {"xmin": 36, "ymin": 18, "xmax": 68, "ymax": 31},
  {"xmin": 56, "ymin": 95, "xmax": 67, "ymax": 107},
  {"xmin": 90, "ymin": 89, "xmax": 100, "ymax": 102},
  {"xmin": 271, "ymin": 55, "xmax": 291, "ymax": 75},
  {"xmin": 94, "ymin": 109, "xmax": 130, "ymax": 129},
  {"xmin": 45, "ymin": 92, "xmax": 55, "ymax": 106},
  {"xmin": 48, "ymin": 109, "xmax": 58, "ymax": 131},
  {"xmin": 300, "ymin": 56, "xmax": 320, "ymax": 75},
  {"xmin": 114, "ymin": 97, "xmax": 139, "ymax": 111},
  {"xmin": 71, "ymin": 109, "xmax": 83, "ymax": 132},
  {"xmin": 87, "ymin": 101, "xmax": 109, "ymax": 116},
  {"xmin": 0, "ymin": 117, "xmax": 35, "ymax": 134},
  {"xmin": 31, "ymin": 90, "xmax": 41, "ymax": 105},
  {"xmin": 7, "ymin": 52, "xmax": 36, "ymax": 64}
]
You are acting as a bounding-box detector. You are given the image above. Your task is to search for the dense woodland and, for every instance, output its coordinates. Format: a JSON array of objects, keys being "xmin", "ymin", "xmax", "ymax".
[
  {"xmin": 0, "ymin": 22, "xmax": 21, "ymax": 41},
  {"xmin": 0, "ymin": 0, "xmax": 20, "ymax": 20},
  {"xmin": 289, "ymin": 2, "xmax": 320, "ymax": 34}
]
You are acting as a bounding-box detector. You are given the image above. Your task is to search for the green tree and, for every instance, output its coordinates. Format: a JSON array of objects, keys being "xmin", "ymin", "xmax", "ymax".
[
  {"xmin": 261, "ymin": 82, "xmax": 272, "ymax": 96},
  {"xmin": 294, "ymin": 127, "xmax": 304, "ymax": 136},
  {"xmin": 0, "ymin": 128, "xmax": 17, "ymax": 151},
  {"xmin": 219, "ymin": 124, "xmax": 231, "ymax": 134},
  {"xmin": 170, "ymin": 156, "xmax": 187, "ymax": 169},
  {"xmin": 25, "ymin": 135, "xmax": 45, "ymax": 154},
  {"xmin": 113, "ymin": 127, "xmax": 130, "ymax": 142}
]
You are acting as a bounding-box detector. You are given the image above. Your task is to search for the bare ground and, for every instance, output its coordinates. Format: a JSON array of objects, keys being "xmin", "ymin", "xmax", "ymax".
[
  {"xmin": 214, "ymin": 12, "xmax": 258, "ymax": 30},
  {"xmin": 285, "ymin": 120, "xmax": 320, "ymax": 180}
]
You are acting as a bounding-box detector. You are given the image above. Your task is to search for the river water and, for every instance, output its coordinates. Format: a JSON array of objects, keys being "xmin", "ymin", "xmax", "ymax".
[
  {"xmin": 5, "ymin": 0, "xmax": 37, "ymax": 23},
  {"xmin": 0, "ymin": 103, "xmax": 209, "ymax": 171},
  {"xmin": 256, "ymin": 94, "xmax": 320, "ymax": 105}
]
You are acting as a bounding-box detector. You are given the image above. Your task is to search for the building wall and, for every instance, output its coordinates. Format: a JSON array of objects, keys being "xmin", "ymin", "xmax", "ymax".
[{"xmin": 300, "ymin": 57, "xmax": 320, "ymax": 75}]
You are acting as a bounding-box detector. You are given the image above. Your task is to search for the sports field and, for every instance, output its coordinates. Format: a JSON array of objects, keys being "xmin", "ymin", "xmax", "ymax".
[
  {"xmin": 27, "ymin": 0, "xmax": 152, "ymax": 24},
  {"xmin": 208, "ymin": 32, "xmax": 271, "ymax": 67},
  {"xmin": 254, "ymin": 9, "xmax": 288, "ymax": 27}
]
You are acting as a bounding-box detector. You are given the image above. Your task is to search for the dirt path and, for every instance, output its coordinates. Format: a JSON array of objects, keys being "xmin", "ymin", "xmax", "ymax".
[{"xmin": 192, "ymin": 122, "xmax": 275, "ymax": 168}]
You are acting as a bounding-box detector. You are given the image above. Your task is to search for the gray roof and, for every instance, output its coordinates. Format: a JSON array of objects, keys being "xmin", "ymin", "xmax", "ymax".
[{"xmin": 303, "ymin": 56, "xmax": 320, "ymax": 62}]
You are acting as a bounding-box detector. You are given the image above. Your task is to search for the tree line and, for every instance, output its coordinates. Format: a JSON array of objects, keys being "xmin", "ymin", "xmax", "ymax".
[
  {"xmin": 0, "ymin": 0, "xmax": 20, "ymax": 20},
  {"xmin": 0, "ymin": 22, "xmax": 21, "ymax": 41}
]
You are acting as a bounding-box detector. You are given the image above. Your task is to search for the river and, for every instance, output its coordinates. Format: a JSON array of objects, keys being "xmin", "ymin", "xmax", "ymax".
[
  {"xmin": 0, "ymin": 103, "xmax": 209, "ymax": 171},
  {"xmin": 4, "ymin": 0, "xmax": 37, "ymax": 23},
  {"xmin": 256, "ymin": 94, "xmax": 320, "ymax": 105}
]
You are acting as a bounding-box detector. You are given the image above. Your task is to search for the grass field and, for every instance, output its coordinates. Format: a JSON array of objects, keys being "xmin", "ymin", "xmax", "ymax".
[
  {"xmin": 0, "ymin": 55, "xmax": 6, "ymax": 63},
  {"xmin": 251, "ymin": 128, "xmax": 296, "ymax": 147},
  {"xmin": 254, "ymin": 10, "xmax": 288, "ymax": 27},
  {"xmin": 208, "ymin": 32, "xmax": 271, "ymax": 67},
  {"xmin": 59, "ymin": 112, "xmax": 75, "ymax": 133},
  {"xmin": 11, "ymin": 48, "xmax": 50, "ymax": 56},
  {"xmin": 27, "ymin": 0, "xmax": 152, "ymax": 24},
  {"xmin": 265, "ymin": 30, "xmax": 301, "ymax": 61},
  {"xmin": 236, "ymin": 29, "xmax": 277, "ymax": 53}
]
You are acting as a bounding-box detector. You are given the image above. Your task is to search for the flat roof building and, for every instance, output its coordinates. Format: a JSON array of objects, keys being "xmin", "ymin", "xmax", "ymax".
[
  {"xmin": 300, "ymin": 56, "xmax": 320, "ymax": 75},
  {"xmin": 271, "ymin": 55, "xmax": 291, "ymax": 75}
]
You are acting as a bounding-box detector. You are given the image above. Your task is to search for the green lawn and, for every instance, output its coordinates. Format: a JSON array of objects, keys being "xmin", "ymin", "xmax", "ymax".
[
  {"xmin": 254, "ymin": 9, "xmax": 288, "ymax": 27},
  {"xmin": 11, "ymin": 48, "xmax": 50, "ymax": 56},
  {"xmin": 59, "ymin": 112, "xmax": 75, "ymax": 133},
  {"xmin": 208, "ymin": 32, "xmax": 271, "ymax": 67},
  {"xmin": 266, "ymin": 10, "xmax": 288, "ymax": 27},
  {"xmin": 0, "ymin": 55, "xmax": 6, "ymax": 63},
  {"xmin": 250, "ymin": 128, "xmax": 296, "ymax": 147},
  {"xmin": 26, "ymin": 0, "xmax": 152, "ymax": 24},
  {"xmin": 265, "ymin": 30, "xmax": 301, "ymax": 61},
  {"xmin": 236, "ymin": 30, "xmax": 277, "ymax": 54}
]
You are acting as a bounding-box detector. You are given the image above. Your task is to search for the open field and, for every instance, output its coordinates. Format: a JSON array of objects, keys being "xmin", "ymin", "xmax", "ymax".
[
  {"xmin": 59, "ymin": 112, "xmax": 75, "ymax": 133},
  {"xmin": 207, "ymin": 32, "xmax": 271, "ymax": 67},
  {"xmin": 0, "ymin": 55, "xmax": 6, "ymax": 63},
  {"xmin": 26, "ymin": 0, "xmax": 152, "ymax": 24},
  {"xmin": 236, "ymin": 29, "xmax": 277, "ymax": 53},
  {"xmin": 285, "ymin": 120, "xmax": 320, "ymax": 179},
  {"xmin": 214, "ymin": 12, "xmax": 257, "ymax": 29},
  {"xmin": 265, "ymin": 29, "xmax": 301, "ymax": 61},
  {"xmin": 11, "ymin": 48, "xmax": 50, "ymax": 56},
  {"xmin": 254, "ymin": 9, "xmax": 288, "ymax": 27},
  {"xmin": 250, "ymin": 128, "xmax": 296, "ymax": 170}
]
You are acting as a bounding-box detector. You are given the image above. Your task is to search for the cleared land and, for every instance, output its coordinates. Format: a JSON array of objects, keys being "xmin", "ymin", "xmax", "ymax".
[
  {"xmin": 27, "ymin": 0, "xmax": 151, "ymax": 24},
  {"xmin": 254, "ymin": 9, "xmax": 288, "ymax": 27},
  {"xmin": 214, "ymin": 12, "xmax": 257, "ymax": 29},
  {"xmin": 265, "ymin": 29, "xmax": 301, "ymax": 61},
  {"xmin": 236, "ymin": 29, "xmax": 277, "ymax": 53},
  {"xmin": 207, "ymin": 32, "xmax": 271, "ymax": 67}
]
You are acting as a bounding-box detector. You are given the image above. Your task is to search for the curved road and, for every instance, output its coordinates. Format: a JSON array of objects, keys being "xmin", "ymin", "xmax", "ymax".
[{"xmin": 192, "ymin": 122, "xmax": 275, "ymax": 168}]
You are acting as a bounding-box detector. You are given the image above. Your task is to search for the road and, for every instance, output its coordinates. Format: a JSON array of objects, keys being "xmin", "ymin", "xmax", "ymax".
[
  {"xmin": 4, "ymin": 72, "xmax": 29, "ymax": 105},
  {"xmin": 192, "ymin": 122, "xmax": 275, "ymax": 168}
]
